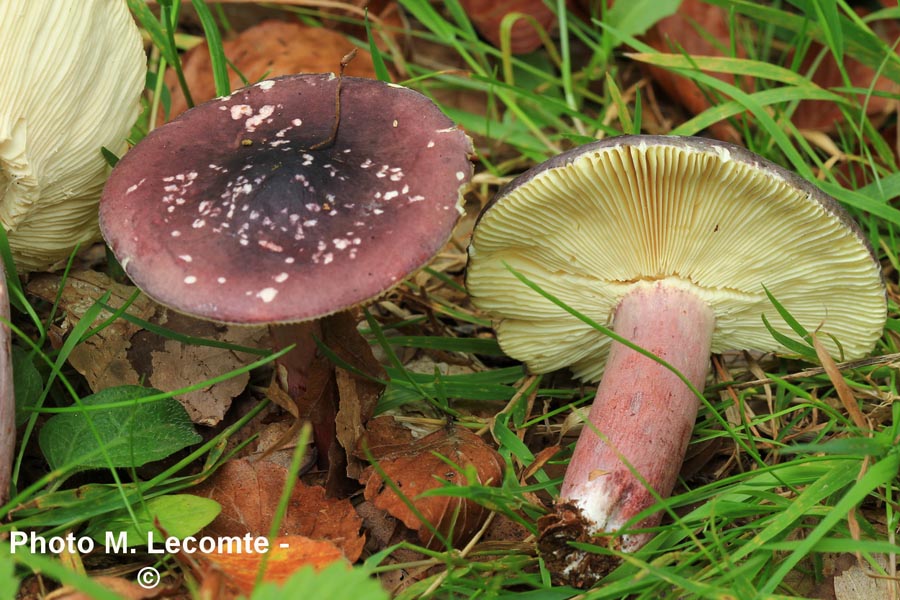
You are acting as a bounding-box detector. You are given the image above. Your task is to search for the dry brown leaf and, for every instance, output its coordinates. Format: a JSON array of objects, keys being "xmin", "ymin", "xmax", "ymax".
[
  {"xmin": 812, "ymin": 332, "xmax": 870, "ymax": 431},
  {"xmin": 834, "ymin": 554, "xmax": 892, "ymax": 599},
  {"xmin": 194, "ymin": 459, "xmax": 365, "ymax": 561},
  {"xmin": 355, "ymin": 498, "xmax": 439, "ymax": 594},
  {"xmin": 358, "ymin": 417, "xmax": 504, "ymax": 548},
  {"xmin": 335, "ymin": 366, "xmax": 380, "ymax": 479},
  {"xmin": 642, "ymin": 0, "xmax": 743, "ymax": 142},
  {"xmin": 201, "ymin": 535, "xmax": 347, "ymax": 595},
  {"xmin": 252, "ymin": 420, "xmax": 317, "ymax": 472},
  {"xmin": 324, "ymin": 311, "xmax": 385, "ymax": 479},
  {"xmin": 793, "ymin": 14, "xmax": 899, "ymax": 132},
  {"xmin": 165, "ymin": 19, "xmax": 377, "ymax": 119},
  {"xmin": 28, "ymin": 270, "xmax": 155, "ymax": 381},
  {"xmin": 458, "ymin": 0, "xmax": 558, "ymax": 54},
  {"xmin": 27, "ymin": 270, "xmax": 266, "ymax": 426},
  {"xmin": 137, "ymin": 310, "xmax": 266, "ymax": 426}
]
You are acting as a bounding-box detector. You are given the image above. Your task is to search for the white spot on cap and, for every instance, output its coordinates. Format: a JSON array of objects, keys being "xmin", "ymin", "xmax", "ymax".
[
  {"xmin": 217, "ymin": 277, "xmax": 227, "ymax": 284},
  {"xmin": 257, "ymin": 287, "xmax": 278, "ymax": 303},
  {"xmin": 292, "ymin": 118, "xmax": 302, "ymax": 126},
  {"xmin": 392, "ymin": 119, "xmax": 398, "ymax": 127},
  {"xmin": 126, "ymin": 178, "xmax": 146, "ymax": 194},
  {"xmin": 192, "ymin": 219, "xmax": 206, "ymax": 229},
  {"xmin": 456, "ymin": 171, "xmax": 465, "ymax": 181},
  {"xmin": 171, "ymin": 230, "xmax": 181, "ymax": 237},
  {"xmin": 231, "ymin": 105, "xmax": 253, "ymax": 120},
  {"xmin": 259, "ymin": 240, "xmax": 284, "ymax": 252},
  {"xmin": 285, "ymin": 256, "xmax": 295, "ymax": 264},
  {"xmin": 245, "ymin": 105, "xmax": 275, "ymax": 132},
  {"xmin": 184, "ymin": 275, "xmax": 197, "ymax": 284},
  {"xmin": 427, "ymin": 140, "xmax": 435, "ymax": 148},
  {"xmin": 178, "ymin": 255, "xmax": 192, "ymax": 262},
  {"xmin": 384, "ymin": 191, "xmax": 399, "ymax": 201},
  {"xmin": 333, "ymin": 238, "xmax": 350, "ymax": 250},
  {"xmin": 257, "ymin": 80, "xmax": 275, "ymax": 90},
  {"xmin": 274, "ymin": 272, "xmax": 289, "ymax": 283}
]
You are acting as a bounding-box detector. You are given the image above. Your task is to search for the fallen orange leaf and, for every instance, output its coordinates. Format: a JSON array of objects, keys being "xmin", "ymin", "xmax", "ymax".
[
  {"xmin": 193, "ymin": 459, "xmax": 365, "ymax": 561},
  {"xmin": 165, "ymin": 20, "xmax": 377, "ymax": 119},
  {"xmin": 201, "ymin": 535, "xmax": 346, "ymax": 595},
  {"xmin": 358, "ymin": 417, "xmax": 504, "ymax": 549}
]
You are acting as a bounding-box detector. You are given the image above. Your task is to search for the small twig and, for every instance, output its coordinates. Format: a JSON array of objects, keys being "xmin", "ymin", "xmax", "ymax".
[
  {"xmin": 712, "ymin": 355, "xmax": 764, "ymax": 443},
  {"xmin": 717, "ymin": 352, "xmax": 900, "ymax": 391},
  {"xmin": 308, "ymin": 48, "xmax": 357, "ymax": 152},
  {"xmin": 422, "ymin": 511, "xmax": 497, "ymax": 597}
]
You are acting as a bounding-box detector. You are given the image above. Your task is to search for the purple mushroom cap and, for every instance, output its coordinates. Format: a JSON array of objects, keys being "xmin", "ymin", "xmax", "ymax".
[{"xmin": 100, "ymin": 74, "xmax": 474, "ymax": 323}]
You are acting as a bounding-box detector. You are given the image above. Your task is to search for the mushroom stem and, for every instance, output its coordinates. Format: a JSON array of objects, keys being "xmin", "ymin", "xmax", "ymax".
[
  {"xmin": 539, "ymin": 281, "xmax": 714, "ymax": 584},
  {"xmin": 0, "ymin": 261, "xmax": 13, "ymax": 507}
]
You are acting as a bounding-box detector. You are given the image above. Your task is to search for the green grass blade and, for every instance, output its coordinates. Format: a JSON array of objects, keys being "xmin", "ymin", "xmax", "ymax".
[
  {"xmin": 759, "ymin": 451, "xmax": 900, "ymax": 596},
  {"xmin": 364, "ymin": 9, "xmax": 392, "ymax": 82},
  {"xmin": 190, "ymin": 0, "xmax": 230, "ymax": 96}
]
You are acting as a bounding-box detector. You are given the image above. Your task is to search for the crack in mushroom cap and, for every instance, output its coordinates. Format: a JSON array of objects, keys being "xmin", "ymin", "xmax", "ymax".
[
  {"xmin": 100, "ymin": 74, "xmax": 474, "ymax": 324},
  {"xmin": 467, "ymin": 135, "xmax": 886, "ymax": 381}
]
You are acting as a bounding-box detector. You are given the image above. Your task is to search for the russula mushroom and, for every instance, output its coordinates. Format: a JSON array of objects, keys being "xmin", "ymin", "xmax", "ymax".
[
  {"xmin": 100, "ymin": 73, "xmax": 473, "ymax": 324},
  {"xmin": 466, "ymin": 135, "xmax": 886, "ymax": 585},
  {"xmin": 0, "ymin": 0, "xmax": 145, "ymax": 271}
]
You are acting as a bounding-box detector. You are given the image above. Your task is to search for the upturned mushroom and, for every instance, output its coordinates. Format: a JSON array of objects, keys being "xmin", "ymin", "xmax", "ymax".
[
  {"xmin": 466, "ymin": 135, "xmax": 886, "ymax": 585},
  {"xmin": 0, "ymin": 0, "xmax": 145, "ymax": 271},
  {"xmin": 100, "ymin": 73, "xmax": 472, "ymax": 324},
  {"xmin": 0, "ymin": 0, "xmax": 144, "ymax": 508}
]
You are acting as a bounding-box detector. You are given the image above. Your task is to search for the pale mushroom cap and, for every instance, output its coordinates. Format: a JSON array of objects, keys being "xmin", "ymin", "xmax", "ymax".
[
  {"xmin": 100, "ymin": 74, "xmax": 474, "ymax": 324},
  {"xmin": 0, "ymin": 0, "xmax": 146, "ymax": 271},
  {"xmin": 467, "ymin": 135, "xmax": 886, "ymax": 381}
]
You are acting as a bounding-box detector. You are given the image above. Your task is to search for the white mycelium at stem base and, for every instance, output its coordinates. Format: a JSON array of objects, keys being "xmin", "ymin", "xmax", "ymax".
[{"xmin": 560, "ymin": 279, "xmax": 714, "ymax": 552}]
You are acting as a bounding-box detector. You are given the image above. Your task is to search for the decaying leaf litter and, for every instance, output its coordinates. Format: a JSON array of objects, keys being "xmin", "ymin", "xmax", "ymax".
[{"xmin": 3, "ymin": 0, "xmax": 900, "ymax": 598}]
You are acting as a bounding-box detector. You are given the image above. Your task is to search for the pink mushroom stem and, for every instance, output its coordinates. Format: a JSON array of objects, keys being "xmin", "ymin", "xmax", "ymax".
[
  {"xmin": 560, "ymin": 281, "xmax": 715, "ymax": 552},
  {"xmin": 0, "ymin": 261, "xmax": 12, "ymax": 508}
]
